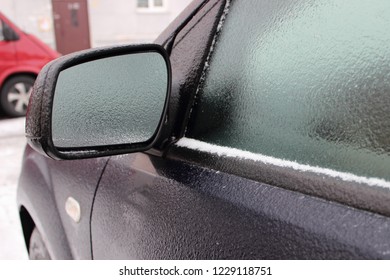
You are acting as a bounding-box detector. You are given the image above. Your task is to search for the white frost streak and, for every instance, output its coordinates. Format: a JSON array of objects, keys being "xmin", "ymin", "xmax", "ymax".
[{"xmin": 176, "ymin": 137, "xmax": 390, "ymax": 189}]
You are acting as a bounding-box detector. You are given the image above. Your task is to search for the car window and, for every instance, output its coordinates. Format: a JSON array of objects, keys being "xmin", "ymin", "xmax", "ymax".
[
  {"xmin": 0, "ymin": 20, "xmax": 4, "ymax": 41},
  {"xmin": 186, "ymin": 0, "xmax": 390, "ymax": 182}
]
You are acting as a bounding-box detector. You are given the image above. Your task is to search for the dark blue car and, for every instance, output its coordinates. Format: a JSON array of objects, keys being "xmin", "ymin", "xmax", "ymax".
[{"xmin": 18, "ymin": 0, "xmax": 390, "ymax": 259}]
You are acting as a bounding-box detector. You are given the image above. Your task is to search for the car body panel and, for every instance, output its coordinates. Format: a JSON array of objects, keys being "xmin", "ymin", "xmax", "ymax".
[
  {"xmin": 0, "ymin": 35, "xmax": 17, "ymax": 79},
  {"xmin": 17, "ymin": 145, "xmax": 73, "ymax": 259},
  {"xmin": 47, "ymin": 155, "xmax": 109, "ymax": 259},
  {"xmin": 92, "ymin": 152, "xmax": 390, "ymax": 259},
  {"xmin": 17, "ymin": 145, "xmax": 109, "ymax": 259}
]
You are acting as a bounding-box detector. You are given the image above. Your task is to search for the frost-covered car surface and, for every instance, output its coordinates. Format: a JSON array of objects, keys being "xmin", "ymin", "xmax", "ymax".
[{"xmin": 18, "ymin": 0, "xmax": 390, "ymax": 259}]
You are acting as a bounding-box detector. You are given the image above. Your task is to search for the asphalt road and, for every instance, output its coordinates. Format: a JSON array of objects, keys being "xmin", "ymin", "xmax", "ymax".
[{"xmin": 0, "ymin": 117, "xmax": 29, "ymax": 259}]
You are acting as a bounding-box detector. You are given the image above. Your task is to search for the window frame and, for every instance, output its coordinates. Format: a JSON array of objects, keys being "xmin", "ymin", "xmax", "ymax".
[
  {"xmin": 0, "ymin": 20, "xmax": 5, "ymax": 41},
  {"xmin": 136, "ymin": 0, "xmax": 167, "ymax": 13},
  {"xmin": 167, "ymin": 0, "xmax": 390, "ymax": 218}
]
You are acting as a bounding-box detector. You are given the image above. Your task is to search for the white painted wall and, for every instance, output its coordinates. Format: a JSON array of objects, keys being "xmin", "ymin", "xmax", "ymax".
[
  {"xmin": 88, "ymin": 0, "xmax": 192, "ymax": 47},
  {"xmin": 0, "ymin": 0, "xmax": 192, "ymax": 50}
]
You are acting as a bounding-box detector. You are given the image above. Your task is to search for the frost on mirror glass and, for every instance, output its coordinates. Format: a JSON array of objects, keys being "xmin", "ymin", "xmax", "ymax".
[
  {"xmin": 52, "ymin": 52, "xmax": 167, "ymax": 148},
  {"xmin": 188, "ymin": 0, "xmax": 390, "ymax": 181}
]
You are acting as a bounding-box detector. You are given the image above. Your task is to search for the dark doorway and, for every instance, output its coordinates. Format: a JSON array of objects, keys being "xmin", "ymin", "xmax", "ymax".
[{"xmin": 52, "ymin": 0, "xmax": 91, "ymax": 54}]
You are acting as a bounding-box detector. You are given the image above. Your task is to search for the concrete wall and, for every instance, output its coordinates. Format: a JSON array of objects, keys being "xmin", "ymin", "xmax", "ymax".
[{"xmin": 0, "ymin": 0, "xmax": 192, "ymax": 50}]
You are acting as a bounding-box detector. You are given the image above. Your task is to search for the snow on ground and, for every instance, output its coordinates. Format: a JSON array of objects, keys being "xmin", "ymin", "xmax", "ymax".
[{"xmin": 0, "ymin": 117, "xmax": 28, "ymax": 259}]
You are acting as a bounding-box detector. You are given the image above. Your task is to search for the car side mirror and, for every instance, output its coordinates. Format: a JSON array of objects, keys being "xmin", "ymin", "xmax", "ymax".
[{"xmin": 26, "ymin": 44, "xmax": 171, "ymax": 160}]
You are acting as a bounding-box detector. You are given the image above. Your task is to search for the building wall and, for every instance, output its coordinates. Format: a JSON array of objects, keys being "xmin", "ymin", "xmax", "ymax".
[
  {"xmin": 1, "ymin": 0, "xmax": 55, "ymax": 48},
  {"xmin": 89, "ymin": 0, "xmax": 192, "ymax": 47},
  {"xmin": 1, "ymin": 0, "xmax": 192, "ymax": 50}
]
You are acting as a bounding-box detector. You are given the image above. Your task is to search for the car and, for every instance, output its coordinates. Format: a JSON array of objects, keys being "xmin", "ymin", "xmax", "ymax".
[
  {"xmin": 0, "ymin": 11, "xmax": 59, "ymax": 117},
  {"xmin": 17, "ymin": 0, "xmax": 390, "ymax": 259}
]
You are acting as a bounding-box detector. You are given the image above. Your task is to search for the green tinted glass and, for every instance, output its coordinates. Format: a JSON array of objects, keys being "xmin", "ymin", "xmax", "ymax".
[{"xmin": 188, "ymin": 0, "xmax": 390, "ymax": 181}]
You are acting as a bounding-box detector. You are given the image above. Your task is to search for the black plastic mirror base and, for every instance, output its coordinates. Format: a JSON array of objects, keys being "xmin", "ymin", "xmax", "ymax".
[{"xmin": 26, "ymin": 44, "xmax": 171, "ymax": 160}]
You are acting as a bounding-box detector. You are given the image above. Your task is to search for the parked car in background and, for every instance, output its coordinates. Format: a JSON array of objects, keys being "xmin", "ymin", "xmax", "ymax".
[
  {"xmin": 0, "ymin": 11, "xmax": 59, "ymax": 117},
  {"xmin": 18, "ymin": 0, "xmax": 390, "ymax": 259}
]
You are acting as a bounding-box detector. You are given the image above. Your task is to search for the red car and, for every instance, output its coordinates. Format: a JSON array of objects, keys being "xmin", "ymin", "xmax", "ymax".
[{"xmin": 0, "ymin": 11, "xmax": 59, "ymax": 117}]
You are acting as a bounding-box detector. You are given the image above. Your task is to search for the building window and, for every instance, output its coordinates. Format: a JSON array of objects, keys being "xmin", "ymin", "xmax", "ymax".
[
  {"xmin": 153, "ymin": 0, "xmax": 164, "ymax": 7},
  {"xmin": 137, "ymin": 0, "xmax": 149, "ymax": 8},
  {"xmin": 137, "ymin": 0, "xmax": 166, "ymax": 12}
]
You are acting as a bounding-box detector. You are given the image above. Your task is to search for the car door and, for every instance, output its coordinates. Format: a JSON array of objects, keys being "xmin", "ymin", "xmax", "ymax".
[
  {"xmin": 0, "ymin": 18, "xmax": 17, "ymax": 78},
  {"xmin": 91, "ymin": 0, "xmax": 390, "ymax": 259}
]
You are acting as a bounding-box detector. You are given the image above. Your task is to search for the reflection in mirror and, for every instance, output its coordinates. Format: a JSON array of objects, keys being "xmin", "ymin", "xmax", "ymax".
[{"xmin": 52, "ymin": 52, "xmax": 167, "ymax": 148}]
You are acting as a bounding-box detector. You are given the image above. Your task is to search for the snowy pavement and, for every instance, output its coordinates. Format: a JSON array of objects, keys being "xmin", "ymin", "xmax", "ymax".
[{"xmin": 0, "ymin": 117, "xmax": 28, "ymax": 259}]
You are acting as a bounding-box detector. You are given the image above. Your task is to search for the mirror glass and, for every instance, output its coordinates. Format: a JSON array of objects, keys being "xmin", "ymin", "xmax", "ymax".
[{"xmin": 52, "ymin": 51, "xmax": 168, "ymax": 148}]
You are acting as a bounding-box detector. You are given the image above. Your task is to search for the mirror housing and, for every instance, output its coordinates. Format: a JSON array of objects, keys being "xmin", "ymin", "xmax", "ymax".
[{"xmin": 26, "ymin": 44, "xmax": 171, "ymax": 160}]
